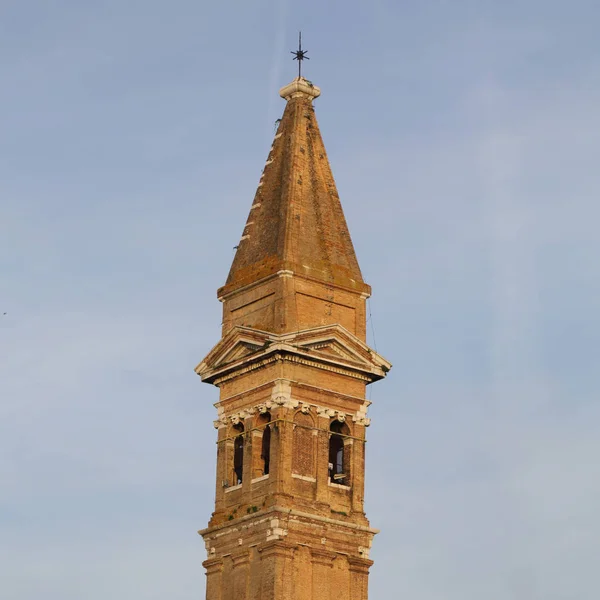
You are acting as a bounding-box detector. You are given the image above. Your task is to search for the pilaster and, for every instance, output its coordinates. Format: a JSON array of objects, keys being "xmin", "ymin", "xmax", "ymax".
[
  {"xmin": 204, "ymin": 557, "xmax": 224, "ymax": 600},
  {"xmin": 310, "ymin": 548, "xmax": 336, "ymax": 600}
]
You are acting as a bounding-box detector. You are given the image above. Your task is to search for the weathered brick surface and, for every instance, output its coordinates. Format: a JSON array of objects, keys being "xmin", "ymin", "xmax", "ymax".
[{"xmin": 198, "ymin": 79, "xmax": 389, "ymax": 600}]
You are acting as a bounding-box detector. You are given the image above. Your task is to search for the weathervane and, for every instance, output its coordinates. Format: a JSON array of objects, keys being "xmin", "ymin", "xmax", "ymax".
[{"xmin": 291, "ymin": 31, "xmax": 309, "ymax": 78}]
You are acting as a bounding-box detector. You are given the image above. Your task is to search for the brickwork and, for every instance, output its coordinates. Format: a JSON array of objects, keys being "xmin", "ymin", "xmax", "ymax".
[{"xmin": 196, "ymin": 77, "xmax": 390, "ymax": 600}]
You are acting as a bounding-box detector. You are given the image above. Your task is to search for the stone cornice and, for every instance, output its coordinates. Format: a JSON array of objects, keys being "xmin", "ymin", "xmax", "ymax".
[
  {"xmin": 198, "ymin": 506, "xmax": 379, "ymax": 538},
  {"xmin": 196, "ymin": 324, "xmax": 391, "ymax": 386},
  {"xmin": 213, "ymin": 379, "xmax": 372, "ymax": 429}
]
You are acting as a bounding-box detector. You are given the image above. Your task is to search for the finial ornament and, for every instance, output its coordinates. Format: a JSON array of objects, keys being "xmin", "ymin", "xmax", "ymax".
[
  {"xmin": 291, "ymin": 31, "xmax": 309, "ymax": 78},
  {"xmin": 281, "ymin": 31, "xmax": 320, "ymax": 101}
]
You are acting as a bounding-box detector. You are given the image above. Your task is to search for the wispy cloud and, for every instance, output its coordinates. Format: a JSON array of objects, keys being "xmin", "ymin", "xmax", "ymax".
[{"xmin": 1, "ymin": 2, "xmax": 598, "ymax": 599}]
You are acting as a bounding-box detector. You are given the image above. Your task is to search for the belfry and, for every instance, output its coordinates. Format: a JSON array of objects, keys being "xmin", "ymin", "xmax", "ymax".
[{"xmin": 195, "ymin": 68, "xmax": 391, "ymax": 600}]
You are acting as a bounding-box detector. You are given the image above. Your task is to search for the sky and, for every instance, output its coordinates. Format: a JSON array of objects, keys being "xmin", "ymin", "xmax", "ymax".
[{"xmin": 1, "ymin": 1, "xmax": 599, "ymax": 598}]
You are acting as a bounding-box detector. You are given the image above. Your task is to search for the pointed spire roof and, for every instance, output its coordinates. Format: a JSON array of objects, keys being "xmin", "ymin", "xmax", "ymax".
[{"xmin": 219, "ymin": 77, "xmax": 368, "ymax": 298}]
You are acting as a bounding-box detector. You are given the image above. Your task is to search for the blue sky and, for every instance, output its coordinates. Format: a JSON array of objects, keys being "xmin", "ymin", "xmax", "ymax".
[{"xmin": 1, "ymin": 1, "xmax": 598, "ymax": 598}]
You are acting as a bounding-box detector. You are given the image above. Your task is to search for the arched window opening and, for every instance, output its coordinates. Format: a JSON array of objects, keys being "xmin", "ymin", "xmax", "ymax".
[
  {"xmin": 232, "ymin": 423, "xmax": 244, "ymax": 485},
  {"xmin": 329, "ymin": 421, "xmax": 350, "ymax": 485},
  {"xmin": 259, "ymin": 412, "xmax": 272, "ymax": 476}
]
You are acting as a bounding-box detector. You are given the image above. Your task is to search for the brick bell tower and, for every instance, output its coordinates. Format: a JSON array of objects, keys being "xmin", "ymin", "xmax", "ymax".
[{"xmin": 195, "ymin": 75, "xmax": 391, "ymax": 600}]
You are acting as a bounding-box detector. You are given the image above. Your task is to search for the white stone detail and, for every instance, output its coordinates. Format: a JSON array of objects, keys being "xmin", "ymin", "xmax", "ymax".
[
  {"xmin": 276, "ymin": 269, "xmax": 294, "ymax": 278},
  {"xmin": 266, "ymin": 518, "xmax": 288, "ymax": 541},
  {"xmin": 352, "ymin": 402, "xmax": 371, "ymax": 426},
  {"xmin": 292, "ymin": 473, "xmax": 316, "ymax": 482},
  {"xmin": 328, "ymin": 480, "xmax": 351, "ymax": 490},
  {"xmin": 271, "ymin": 379, "xmax": 297, "ymax": 408},
  {"xmin": 251, "ymin": 474, "xmax": 269, "ymax": 483},
  {"xmin": 316, "ymin": 406, "xmax": 336, "ymax": 418},
  {"xmin": 279, "ymin": 77, "xmax": 321, "ymax": 101},
  {"xmin": 225, "ymin": 483, "xmax": 242, "ymax": 493}
]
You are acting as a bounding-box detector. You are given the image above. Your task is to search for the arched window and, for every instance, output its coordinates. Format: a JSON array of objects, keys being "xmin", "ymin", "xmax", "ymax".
[
  {"xmin": 232, "ymin": 422, "xmax": 244, "ymax": 485},
  {"xmin": 329, "ymin": 421, "xmax": 350, "ymax": 485},
  {"xmin": 258, "ymin": 412, "xmax": 271, "ymax": 476}
]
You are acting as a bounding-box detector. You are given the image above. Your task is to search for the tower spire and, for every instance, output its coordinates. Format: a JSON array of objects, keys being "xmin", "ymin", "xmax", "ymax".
[{"xmin": 221, "ymin": 72, "xmax": 368, "ymax": 333}]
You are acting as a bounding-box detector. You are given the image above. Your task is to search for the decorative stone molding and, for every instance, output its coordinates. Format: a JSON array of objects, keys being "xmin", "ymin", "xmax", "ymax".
[
  {"xmin": 352, "ymin": 401, "xmax": 371, "ymax": 427},
  {"xmin": 231, "ymin": 549, "xmax": 251, "ymax": 567},
  {"xmin": 197, "ymin": 324, "xmax": 391, "ymax": 386},
  {"xmin": 266, "ymin": 518, "xmax": 288, "ymax": 541},
  {"xmin": 316, "ymin": 406, "xmax": 336, "ymax": 418},
  {"xmin": 347, "ymin": 555, "xmax": 374, "ymax": 573},
  {"xmin": 270, "ymin": 379, "xmax": 298, "ymax": 408},
  {"xmin": 214, "ymin": 397, "xmax": 370, "ymax": 430},
  {"xmin": 202, "ymin": 556, "xmax": 224, "ymax": 573},
  {"xmin": 310, "ymin": 547, "xmax": 336, "ymax": 567},
  {"xmin": 279, "ymin": 77, "xmax": 321, "ymax": 101}
]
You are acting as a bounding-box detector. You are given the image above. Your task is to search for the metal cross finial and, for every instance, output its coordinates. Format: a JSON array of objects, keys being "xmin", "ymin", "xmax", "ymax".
[{"xmin": 291, "ymin": 31, "xmax": 309, "ymax": 78}]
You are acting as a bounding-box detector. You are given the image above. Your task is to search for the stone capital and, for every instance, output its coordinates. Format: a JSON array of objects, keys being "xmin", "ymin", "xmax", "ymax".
[
  {"xmin": 231, "ymin": 549, "xmax": 251, "ymax": 568},
  {"xmin": 310, "ymin": 548, "xmax": 337, "ymax": 567},
  {"xmin": 202, "ymin": 557, "xmax": 224, "ymax": 574},
  {"xmin": 347, "ymin": 555, "xmax": 374, "ymax": 574},
  {"xmin": 259, "ymin": 540, "xmax": 295, "ymax": 561}
]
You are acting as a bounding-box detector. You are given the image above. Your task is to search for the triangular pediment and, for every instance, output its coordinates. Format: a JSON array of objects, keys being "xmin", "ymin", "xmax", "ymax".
[
  {"xmin": 298, "ymin": 339, "xmax": 368, "ymax": 366},
  {"xmin": 290, "ymin": 325, "xmax": 390, "ymax": 374},
  {"xmin": 221, "ymin": 341, "xmax": 263, "ymax": 364},
  {"xmin": 195, "ymin": 327, "xmax": 270, "ymax": 379},
  {"xmin": 196, "ymin": 324, "xmax": 391, "ymax": 385}
]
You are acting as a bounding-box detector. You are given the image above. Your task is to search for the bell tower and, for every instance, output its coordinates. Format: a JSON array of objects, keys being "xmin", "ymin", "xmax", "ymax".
[{"xmin": 196, "ymin": 75, "xmax": 390, "ymax": 600}]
